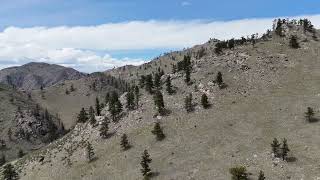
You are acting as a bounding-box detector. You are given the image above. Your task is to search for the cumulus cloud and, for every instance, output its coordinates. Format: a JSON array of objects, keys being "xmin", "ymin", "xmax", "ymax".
[{"xmin": 0, "ymin": 14, "xmax": 320, "ymax": 72}]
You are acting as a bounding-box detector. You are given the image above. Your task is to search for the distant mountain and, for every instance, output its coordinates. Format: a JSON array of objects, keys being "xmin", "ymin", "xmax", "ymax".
[{"xmin": 0, "ymin": 62, "xmax": 86, "ymax": 90}]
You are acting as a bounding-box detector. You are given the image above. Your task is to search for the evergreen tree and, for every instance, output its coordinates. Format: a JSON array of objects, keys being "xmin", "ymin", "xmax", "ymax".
[
  {"xmin": 0, "ymin": 154, "xmax": 6, "ymax": 166},
  {"xmin": 145, "ymin": 74, "xmax": 154, "ymax": 94},
  {"xmin": 70, "ymin": 84, "xmax": 75, "ymax": 92},
  {"xmin": 86, "ymin": 143, "xmax": 95, "ymax": 162},
  {"xmin": 228, "ymin": 38, "xmax": 235, "ymax": 49},
  {"xmin": 184, "ymin": 93, "xmax": 193, "ymax": 113},
  {"xmin": 95, "ymin": 97, "xmax": 101, "ymax": 116},
  {"xmin": 201, "ymin": 93, "xmax": 210, "ymax": 109},
  {"xmin": 120, "ymin": 134, "xmax": 131, "ymax": 151},
  {"xmin": 216, "ymin": 72, "xmax": 224, "ymax": 88},
  {"xmin": 165, "ymin": 76, "xmax": 174, "ymax": 94},
  {"xmin": 258, "ymin": 170, "xmax": 266, "ymax": 180},
  {"xmin": 251, "ymin": 34, "xmax": 256, "ymax": 47},
  {"xmin": 185, "ymin": 66, "xmax": 191, "ymax": 84},
  {"xmin": 154, "ymin": 73, "xmax": 161, "ymax": 89},
  {"xmin": 89, "ymin": 106, "xmax": 96, "ymax": 126},
  {"xmin": 281, "ymin": 138, "xmax": 290, "ymax": 161},
  {"xmin": 153, "ymin": 91, "xmax": 165, "ymax": 115},
  {"xmin": 3, "ymin": 164, "xmax": 18, "ymax": 180},
  {"xmin": 289, "ymin": 35, "xmax": 300, "ymax": 48},
  {"xmin": 134, "ymin": 86, "xmax": 140, "ymax": 108},
  {"xmin": 126, "ymin": 90, "xmax": 135, "ymax": 110},
  {"xmin": 151, "ymin": 122, "xmax": 165, "ymax": 141},
  {"xmin": 99, "ymin": 118, "xmax": 109, "ymax": 138},
  {"xmin": 139, "ymin": 75, "xmax": 146, "ymax": 88},
  {"xmin": 114, "ymin": 100, "xmax": 123, "ymax": 121},
  {"xmin": 229, "ymin": 166, "xmax": 248, "ymax": 180},
  {"xmin": 18, "ymin": 149, "xmax": 24, "ymax": 158},
  {"xmin": 271, "ymin": 138, "xmax": 281, "ymax": 157},
  {"xmin": 275, "ymin": 19, "xmax": 284, "ymax": 37},
  {"xmin": 109, "ymin": 91, "xmax": 123, "ymax": 122},
  {"xmin": 77, "ymin": 108, "xmax": 88, "ymax": 123},
  {"xmin": 305, "ymin": 107, "xmax": 314, "ymax": 122},
  {"xmin": 214, "ymin": 42, "xmax": 223, "ymax": 55},
  {"xmin": 44, "ymin": 109, "xmax": 50, "ymax": 121},
  {"xmin": 140, "ymin": 150, "xmax": 152, "ymax": 177},
  {"xmin": 65, "ymin": 89, "xmax": 70, "ymax": 95}
]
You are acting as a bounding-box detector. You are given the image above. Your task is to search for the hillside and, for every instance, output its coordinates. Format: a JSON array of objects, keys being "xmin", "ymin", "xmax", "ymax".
[
  {"xmin": 0, "ymin": 62, "xmax": 85, "ymax": 91},
  {"xmin": 31, "ymin": 73, "xmax": 129, "ymax": 129},
  {"xmin": 4, "ymin": 19, "xmax": 320, "ymax": 180},
  {"xmin": 0, "ymin": 83, "xmax": 65, "ymax": 163}
]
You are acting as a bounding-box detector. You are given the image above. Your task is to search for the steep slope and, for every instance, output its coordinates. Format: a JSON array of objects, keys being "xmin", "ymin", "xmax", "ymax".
[
  {"xmin": 31, "ymin": 73, "xmax": 129, "ymax": 129},
  {"xmin": 0, "ymin": 83, "xmax": 65, "ymax": 162},
  {"xmin": 0, "ymin": 62, "xmax": 85, "ymax": 91},
  {"xmin": 7, "ymin": 20, "xmax": 320, "ymax": 180}
]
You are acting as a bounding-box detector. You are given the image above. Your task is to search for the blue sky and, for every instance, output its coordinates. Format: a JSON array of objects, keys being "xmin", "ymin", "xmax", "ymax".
[
  {"xmin": 0, "ymin": 0, "xmax": 319, "ymax": 72},
  {"xmin": 1, "ymin": 0, "xmax": 320, "ymax": 28}
]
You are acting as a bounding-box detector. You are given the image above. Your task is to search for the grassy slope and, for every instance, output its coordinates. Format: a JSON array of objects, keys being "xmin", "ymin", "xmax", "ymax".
[{"xmin": 14, "ymin": 30, "xmax": 320, "ymax": 180}]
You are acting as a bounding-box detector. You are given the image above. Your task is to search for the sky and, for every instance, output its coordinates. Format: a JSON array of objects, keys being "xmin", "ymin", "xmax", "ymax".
[{"xmin": 0, "ymin": 0, "xmax": 319, "ymax": 72}]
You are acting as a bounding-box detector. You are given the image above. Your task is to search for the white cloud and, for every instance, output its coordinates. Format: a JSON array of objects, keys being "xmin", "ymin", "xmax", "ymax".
[
  {"xmin": 0, "ymin": 14, "xmax": 320, "ymax": 72},
  {"xmin": 181, "ymin": 1, "xmax": 191, "ymax": 6}
]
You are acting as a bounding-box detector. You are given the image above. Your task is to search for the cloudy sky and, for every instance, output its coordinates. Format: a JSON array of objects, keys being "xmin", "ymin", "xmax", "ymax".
[{"xmin": 0, "ymin": 0, "xmax": 319, "ymax": 72}]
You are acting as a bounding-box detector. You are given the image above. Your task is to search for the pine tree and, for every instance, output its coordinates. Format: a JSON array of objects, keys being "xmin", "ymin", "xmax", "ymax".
[
  {"xmin": 165, "ymin": 76, "xmax": 174, "ymax": 94},
  {"xmin": 151, "ymin": 122, "xmax": 165, "ymax": 141},
  {"xmin": 126, "ymin": 90, "xmax": 135, "ymax": 110},
  {"xmin": 77, "ymin": 108, "xmax": 88, "ymax": 123},
  {"xmin": 305, "ymin": 107, "xmax": 314, "ymax": 122},
  {"xmin": 120, "ymin": 134, "xmax": 131, "ymax": 151},
  {"xmin": 95, "ymin": 97, "xmax": 101, "ymax": 116},
  {"xmin": 86, "ymin": 143, "xmax": 95, "ymax": 162},
  {"xmin": 216, "ymin": 72, "xmax": 224, "ymax": 89},
  {"xmin": 185, "ymin": 66, "xmax": 191, "ymax": 84},
  {"xmin": 153, "ymin": 91, "xmax": 165, "ymax": 115},
  {"xmin": 0, "ymin": 154, "xmax": 6, "ymax": 166},
  {"xmin": 275, "ymin": 19, "xmax": 284, "ymax": 37},
  {"xmin": 70, "ymin": 84, "xmax": 75, "ymax": 92},
  {"xmin": 109, "ymin": 91, "xmax": 123, "ymax": 122},
  {"xmin": 154, "ymin": 73, "xmax": 161, "ymax": 89},
  {"xmin": 229, "ymin": 166, "xmax": 248, "ymax": 180},
  {"xmin": 114, "ymin": 100, "xmax": 123, "ymax": 121},
  {"xmin": 281, "ymin": 138, "xmax": 290, "ymax": 161},
  {"xmin": 139, "ymin": 75, "xmax": 146, "ymax": 88},
  {"xmin": 184, "ymin": 93, "xmax": 193, "ymax": 112},
  {"xmin": 228, "ymin": 38, "xmax": 235, "ymax": 49},
  {"xmin": 99, "ymin": 118, "xmax": 109, "ymax": 138},
  {"xmin": 289, "ymin": 35, "xmax": 300, "ymax": 48},
  {"xmin": 215, "ymin": 42, "xmax": 223, "ymax": 55},
  {"xmin": 3, "ymin": 164, "xmax": 18, "ymax": 180},
  {"xmin": 89, "ymin": 106, "xmax": 96, "ymax": 126},
  {"xmin": 18, "ymin": 149, "xmax": 24, "ymax": 158},
  {"xmin": 145, "ymin": 74, "xmax": 154, "ymax": 94},
  {"xmin": 134, "ymin": 86, "xmax": 140, "ymax": 108},
  {"xmin": 201, "ymin": 93, "xmax": 210, "ymax": 109},
  {"xmin": 140, "ymin": 150, "xmax": 152, "ymax": 177},
  {"xmin": 258, "ymin": 170, "xmax": 266, "ymax": 180},
  {"xmin": 271, "ymin": 138, "xmax": 281, "ymax": 157}
]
